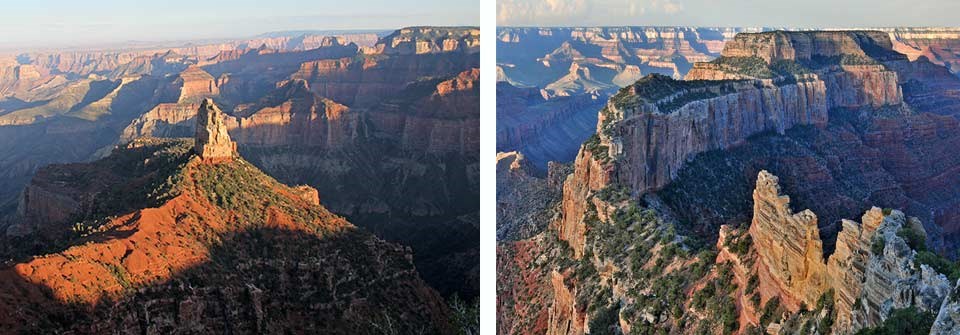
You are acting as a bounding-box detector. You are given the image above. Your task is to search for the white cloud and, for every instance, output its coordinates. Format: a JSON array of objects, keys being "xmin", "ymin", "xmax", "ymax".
[
  {"xmin": 497, "ymin": 0, "xmax": 685, "ymax": 26},
  {"xmin": 497, "ymin": 0, "xmax": 590, "ymax": 26},
  {"xmin": 659, "ymin": 0, "xmax": 684, "ymax": 14}
]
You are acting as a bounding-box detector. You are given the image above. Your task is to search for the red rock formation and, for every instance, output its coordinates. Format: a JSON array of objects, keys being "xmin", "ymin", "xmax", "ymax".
[
  {"xmin": 290, "ymin": 30, "xmax": 480, "ymax": 107},
  {"xmin": 0, "ymin": 139, "xmax": 451, "ymax": 333},
  {"xmin": 547, "ymin": 270, "xmax": 586, "ymax": 335},
  {"xmin": 194, "ymin": 99, "xmax": 236, "ymax": 162},
  {"xmin": 171, "ymin": 65, "xmax": 220, "ymax": 103},
  {"xmin": 749, "ymin": 171, "xmax": 828, "ymax": 310},
  {"xmin": 230, "ymin": 79, "xmax": 359, "ymax": 149},
  {"xmin": 882, "ymin": 27, "xmax": 960, "ymax": 77},
  {"xmin": 608, "ymin": 76, "xmax": 828, "ymax": 195},
  {"xmin": 747, "ymin": 171, "xmax": 952, "ymax": 333},
  {"xmin": 554, "ymin": 146, "xmax": 613, "ymax": 258}
]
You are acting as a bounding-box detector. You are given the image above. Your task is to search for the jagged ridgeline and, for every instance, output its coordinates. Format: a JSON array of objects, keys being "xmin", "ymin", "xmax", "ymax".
[
  {"xmin": 0, "ymin": 101, "xmax": 459, "ymax": 334},
  {"xmin": 498, "ymin": 30, "xmax": 960, "ymax": 335}
]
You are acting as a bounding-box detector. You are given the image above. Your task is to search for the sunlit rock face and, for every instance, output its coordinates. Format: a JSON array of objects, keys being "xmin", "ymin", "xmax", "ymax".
[
  {"xmin": 748, "ymin": 170, "xmax": 952, "ymax": 334},
  {"xmin": 194, "ymin": 99, "xmax": 236, "ymax": 162},
  {"xmin": 749, "ymin": 170, "xmax": 829, "ymax": 310}
]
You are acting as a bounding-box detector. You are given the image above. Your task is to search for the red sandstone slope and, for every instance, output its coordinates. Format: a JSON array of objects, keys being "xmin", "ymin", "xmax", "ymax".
[{"xmin": 0, "ymin": 134, "xmax": 451, "ymax": 333}]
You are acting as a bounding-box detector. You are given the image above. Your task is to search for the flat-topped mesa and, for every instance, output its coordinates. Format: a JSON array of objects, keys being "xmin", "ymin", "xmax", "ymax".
[
  {"xmin": 371, "ymin": 26, "xmax": 480, "ymax": 55},
  {"xmin": 720, "ymin": 30, "xmax": 903, "ymax": 63},
  {"xmin": 687, "ymin": 30, "xmax": 904, "ymax": 109},
  {"xmin": 595, "ymin": 74, "xmax": 828, "ymax": 195},
  {"xmin": 194, "ymin": 98, "xmax": 236, "ymax": 162}
]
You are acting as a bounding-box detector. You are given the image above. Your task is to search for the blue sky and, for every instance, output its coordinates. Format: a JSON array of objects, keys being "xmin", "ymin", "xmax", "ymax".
[
  {"xmin": 0, "ymin": 0, "xmax": 478, "ymax": 49},
  {"xmin": 498, "ymin": 0, "xmax": 960, "ymax": 28}
]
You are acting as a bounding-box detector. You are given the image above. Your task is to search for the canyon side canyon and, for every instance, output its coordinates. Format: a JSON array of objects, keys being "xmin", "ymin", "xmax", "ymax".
[
  {"xmin": 497, "ymin": 29, "xmax": 960, "ymax": 335},
  {"xmin": 0, "ymin": 26, "xmax": 478, "ymax": 333}
]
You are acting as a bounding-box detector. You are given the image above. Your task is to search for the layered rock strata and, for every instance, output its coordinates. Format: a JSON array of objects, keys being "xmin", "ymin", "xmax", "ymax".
[
  {"xmin": 496, "ymin": 26, "xmax": 769, "ymax": 92},
  {"xmin": 749, "ymin": 171, "xmax": 952, "ymax": 333},
  {"xmin": 605, "ymin": 75, "xmax": 830, "ymax": 196},
  {"xmin": 194, "ymin": 99, "xmax": 236, "ymax": 161},
  {"xmin": 496, "ymin": 82, "xmax": 604, "ymax": 167}
]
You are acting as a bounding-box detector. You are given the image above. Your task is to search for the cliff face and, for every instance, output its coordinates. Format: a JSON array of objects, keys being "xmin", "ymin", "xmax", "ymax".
[
  {"xmin": 932, "ymin": 280, "xmax": 960, "ymax": 334},
  {"xmin": 749, "ymin": 171, "xmax": 829, "ymax": 310},
  {"xmin": 172, "ymin": 66, "xmax": 220, "ymax": 103},
  {"xmin": 291, "ymin": 29, "xmax": 479, "ymax": 107},
  {"xmin": 882, "ymin": 27, "xmax": 960, "ymax": 78},
  {"xmin": 608, "ymin": 76, "xmax": 830, "ymax": 195},
  {"xmin": 194, "ymin": 99, "xmax": 236, "ymax": 161},
  {"xmin": 720, "ymin": 31, "xmax": 897, "ymax": 63},
  {"xmin": 554, "ymin": 143, "xmax": 608, "ymax": 258},
  {"xmin": 593, "ymin": 31, "xmax": 921, "ymax": 197}
]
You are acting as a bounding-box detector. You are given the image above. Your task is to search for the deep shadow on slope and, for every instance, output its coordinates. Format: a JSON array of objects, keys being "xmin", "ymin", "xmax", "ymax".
[
  {"xmin": 0, "ymin": 228, "xmax": 452, "ymax": 334},
  {"xmin": 0, "ymin": 138, "xmax": 455, "ymax": 334},
  {"xmin": 116, "ymin": 119, "xmax": 482, "ymax": 299},
  {"xmin": 657, "ymin": 107, "xmax": 960, "ymax": 257},
  {"xmin": 239, "ymin": 144, "xmax": 480, "ymax": 299}
]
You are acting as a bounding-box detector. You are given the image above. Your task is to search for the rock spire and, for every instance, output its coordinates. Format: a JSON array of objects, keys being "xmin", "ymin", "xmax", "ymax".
[{"xmin": 195, "ymin": 98, "xmax": 236, "ymax": 162}]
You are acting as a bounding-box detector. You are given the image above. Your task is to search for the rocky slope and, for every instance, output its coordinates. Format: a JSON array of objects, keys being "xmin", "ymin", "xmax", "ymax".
[
  {"xmin": 749, "ymin": 171, "xmax": 952, "ymax": 332},
  {"xmin": 0, "ymin": 102, "xmax": 455, "ymax": 334},
  {"xmin": 496, "ymin": 151, "xmax": 569, "ymax": 241},
  {"xmin": 500, "ymin": 167, "xmax": 960, "ymax": 334}
]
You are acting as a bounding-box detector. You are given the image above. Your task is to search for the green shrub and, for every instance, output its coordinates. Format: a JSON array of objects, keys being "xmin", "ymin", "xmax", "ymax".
[
  {"xmin": 750, "ymin": 293, "xmax": 761, "ymax": 308},
  {"xmin": 761, "ymin": 296, "xmax": 781, "ymax": 326},
  {"xmin": 854, "ymin": 307, "xmax": 934, "ymax": 335},
  {"xmin": 897, "ymin": 226, "xmax": 926, "ymax": 252},
  {"xmin": 582, "ymin": 134, "xmax": 609, "ymax": 162},
  {"xmin": 746, "ymin": 274, "xmax": 759, "ymax": 294},
  {"xmin": 871, "ymin": 236, "xmax": 886, "ymax": 255},
  {"xmin": 730, "ymin": 234, "xmax": 753, "ymax": 256},
  {"xmin": 816, "ymin": 290, "xmax": 836, "ymax": 333},
  {"xmin": 915, "ymin": 250, "xmax": 960, "ymax": 282}
]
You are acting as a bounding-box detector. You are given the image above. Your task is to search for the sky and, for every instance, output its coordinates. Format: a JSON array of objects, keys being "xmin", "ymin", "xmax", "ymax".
[
  {"xmin": 497, "ymin": 0, "xmax": 960, "ymax": 28},
  {"xmin": 0, "ymin": 0, "xmax": 478, "ymax": 50}
]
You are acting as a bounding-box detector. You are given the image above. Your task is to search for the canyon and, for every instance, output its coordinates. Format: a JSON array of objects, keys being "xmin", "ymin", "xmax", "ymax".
[
  {"xmin": 498, "ymin": 29, "xmax": 960, "ymax": 335},
  {"xmin": 0, "ymin": 26, "xmax": 479, "ymax": 328},
  {"xmin": 0, "ymin": 103, "xmax": 454, "ymax": 333},
  {"xmin": 494, "ymin": 27, "xmax": 960, "ymax": 170}
]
